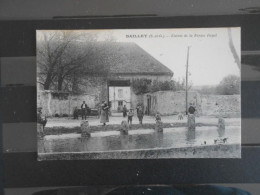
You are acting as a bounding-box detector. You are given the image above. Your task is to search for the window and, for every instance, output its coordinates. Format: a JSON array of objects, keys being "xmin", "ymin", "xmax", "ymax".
[
  {"xmin": 118, "ymin": 89, "xmax": 123, "ymax": 98},
  {"xmin": 118, "ymin": 101, "xmax": 123, "ymax": 106}
]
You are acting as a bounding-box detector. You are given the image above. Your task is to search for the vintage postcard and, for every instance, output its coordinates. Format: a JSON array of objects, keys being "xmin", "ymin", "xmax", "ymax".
[{"xmin": 37, "ymin": 28, "xmax": 241, "ymax": 160}]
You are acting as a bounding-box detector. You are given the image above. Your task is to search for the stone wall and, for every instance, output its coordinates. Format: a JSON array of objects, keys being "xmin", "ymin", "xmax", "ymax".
[
  {"xmin": 142, "ymin": 91, "xmax": 240, "ymax": 117},
  {"xmin": 38, "ymin": 74, "xmax": 172, "ymax": 115},
  {"xmin": 37, "ymin": 90, "xmax": 98, "ymax": 116},
  {"xmin": 201, "ymin": 95, "xmax": 241, "ymax": 117},
  {"xmin": 143, "ymin": 91, "xmax": 200, "ymax": 115}
]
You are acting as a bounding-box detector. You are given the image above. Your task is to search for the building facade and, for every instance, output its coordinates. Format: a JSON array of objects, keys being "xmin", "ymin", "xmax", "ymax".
[
  {"xmin": 37, "ymin": 41, "xmax": 174, "ymax": 115},
  {"xmin": 79, "ymin": 42, "xmax": 174, "ymax": 112}
]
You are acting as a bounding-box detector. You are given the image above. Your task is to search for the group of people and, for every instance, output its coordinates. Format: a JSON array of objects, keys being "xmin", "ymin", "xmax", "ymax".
[
  {"xmin": 74, "ymin": 101, "xmax": 145, "ymax": 126},
  {"xmin": 122, "ymin": 104, "xmax": 144, "ymax": 125},
  {"xmin": 39, "ymin": 100, "xmax": 196, "ymax": 127},
  {"xmin": 75, "ymin": 100, "xmax": 110, "ymax": 126}
]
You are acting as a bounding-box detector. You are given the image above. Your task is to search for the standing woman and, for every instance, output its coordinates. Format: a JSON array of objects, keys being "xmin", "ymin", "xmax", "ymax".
[{"xmin": 100, "ymin": 101, "xmax": 109, "ymax": 126}]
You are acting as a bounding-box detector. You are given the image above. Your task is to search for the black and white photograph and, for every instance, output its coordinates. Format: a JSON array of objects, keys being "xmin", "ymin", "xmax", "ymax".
[{"xmin": 37, "ymin": 28, "xmax": 241, "ymax": 160}]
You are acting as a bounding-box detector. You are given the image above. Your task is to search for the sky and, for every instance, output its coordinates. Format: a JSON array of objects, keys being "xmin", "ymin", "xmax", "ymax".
[{"xmin": 37, "ymin": 28, "xmax": 241, "ymax": 86}]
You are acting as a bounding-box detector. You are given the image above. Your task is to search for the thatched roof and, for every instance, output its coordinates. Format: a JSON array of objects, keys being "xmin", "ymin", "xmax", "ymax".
[{"xmin": 83, "ymin": 42, "xmax": 173, "ymax": 76}]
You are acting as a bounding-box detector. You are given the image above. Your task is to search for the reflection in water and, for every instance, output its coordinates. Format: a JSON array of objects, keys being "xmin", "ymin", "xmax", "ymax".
[
  {"xmin": 186, "ymin": 129, "xmax": 196, "ymax": 145},
  {"xmin": 37, "ymin": 139, "xmax": 46, "ymax": 153},
  {"xmin": 154, "ymin": 132, "xmax": 164, "ymax": 148},
  {"xmin": 79, "ymin": 138, "xmax": 90, "ymax": 151},
  {"xmin": 120, "ymin": 135, "xmax": 129, "ymax": 150},
  {"xmin": 217, "ymin": 128, "xmax": 225, "ymax": 138},
  {"xmin": 40, "ymin": 126, "xmax": 241, "ymax": 153}
]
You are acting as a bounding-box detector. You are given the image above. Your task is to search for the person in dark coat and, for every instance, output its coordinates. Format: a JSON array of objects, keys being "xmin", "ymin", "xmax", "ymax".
[
  {"xmin": 136, "ymin": 105, "xmax": 144, "ymax": 125},
  {"xmin": 188, "ymin": 104, "xmax": 196, "ymax": 114},
  {"xmin": 81, "ymin": 101, "xmax": 88, "ymax": 120},
  {"xmin": 37, "ymin": 107, "xmax": 47, "ymax": 128}
]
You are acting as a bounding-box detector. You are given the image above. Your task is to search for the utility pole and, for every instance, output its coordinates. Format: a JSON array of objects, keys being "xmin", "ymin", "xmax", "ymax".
[{"xmin": 185, "ymin": 46, "xmax": 190, "ymax": 115}]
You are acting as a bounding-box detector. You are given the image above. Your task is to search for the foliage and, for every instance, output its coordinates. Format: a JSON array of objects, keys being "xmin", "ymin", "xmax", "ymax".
[
  {"xmin": 132, "ymin": 79, "xmax": 152, "ymax": 95},
  {"xmin": 199, "ymin": 75, "xmax": 240, "ymax": 95},
  {"xmin": 132, "ymin": 78, "xmax": 186, "ymax": 95},
  {"xmin": 216, "ymin": 75, "xmax": 240, "ymax": 95},
  {"xmin": 151, "ymin": 80, "xmax": 175, "ymax": 92}
]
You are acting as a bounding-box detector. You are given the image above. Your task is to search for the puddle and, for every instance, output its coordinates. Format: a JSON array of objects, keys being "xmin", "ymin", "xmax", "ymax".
[{"xmin": 39, "ymin": 126, "xmax": 241, "ymax": 153}]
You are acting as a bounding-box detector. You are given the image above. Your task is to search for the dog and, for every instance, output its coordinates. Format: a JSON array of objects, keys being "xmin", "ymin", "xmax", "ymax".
[
  {"xmin": 214, "ymin": 137, "xmax": 228, "ymax": 144},
  {"xmin": 223, "ymin": 138, "xmax": 228, "ymax": 143},
  {"xmin": 178, "ymin": 113, "xmax": 184, "ymax": 120}
]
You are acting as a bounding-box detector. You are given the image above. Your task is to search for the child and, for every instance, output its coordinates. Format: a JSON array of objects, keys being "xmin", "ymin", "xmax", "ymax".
[
  {"xmin": 128, "ymin": 108, "xmax": 134, "ymax": 125},
  {"xmin": 155, "ymin": 112, "xmax": 163, "ymax": 132},
  {"xmin": 155, "ymin": 111, "xmax": 161, "ymax": 122}
]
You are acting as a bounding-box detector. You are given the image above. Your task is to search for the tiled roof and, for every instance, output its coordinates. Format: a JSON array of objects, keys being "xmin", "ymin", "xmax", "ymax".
[{"xmin": 83, "ymin": 42, "xmax": 173, "ymax": 76}]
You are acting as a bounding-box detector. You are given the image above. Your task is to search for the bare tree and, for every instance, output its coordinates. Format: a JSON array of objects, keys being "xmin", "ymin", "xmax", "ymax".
[
  {"xmin": 54, "ymin": 44, "xmax": 88, "ymax": 90},
  {"xmin": 37, "ymin": 31, "xmax": 78, "ymax": 90},
  {"xmin": 37, "ymin": 30, "xmax": 117, "ymax": 92},
  {"xmin": 37, "ymin": 31, "xmax": 97, "ymax": 91}
]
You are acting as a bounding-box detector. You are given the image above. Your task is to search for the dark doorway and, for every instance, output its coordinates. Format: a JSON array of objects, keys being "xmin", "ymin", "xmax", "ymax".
[{"xmin": 147, "ymin": 95, "xmax": 151, "ymax": 116}]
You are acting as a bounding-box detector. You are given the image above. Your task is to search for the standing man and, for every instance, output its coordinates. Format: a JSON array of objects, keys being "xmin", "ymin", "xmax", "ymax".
[
  {"xmin": 136, "ymin": 105, "xmax": 144, "ymax": 125},
  {"xmin": 81, "ymin": 101, "xmax": 88, "ymax": 120}
]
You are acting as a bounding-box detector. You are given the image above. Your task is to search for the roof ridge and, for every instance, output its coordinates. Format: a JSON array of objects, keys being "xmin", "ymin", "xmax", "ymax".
[
  {"xmin": 69, "ymin": 41, "xmax": 174, "ymax": 76},
  {"xmin": 132, "ymin": 43, "xmax": 173, "ymax": 75}
]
